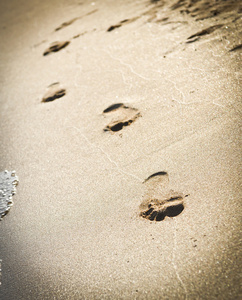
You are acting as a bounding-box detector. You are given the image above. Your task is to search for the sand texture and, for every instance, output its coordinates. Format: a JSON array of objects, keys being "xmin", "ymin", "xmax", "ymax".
[{"xmin": 0, "ymin": 0, "xmax": 241, "ymax": 299}]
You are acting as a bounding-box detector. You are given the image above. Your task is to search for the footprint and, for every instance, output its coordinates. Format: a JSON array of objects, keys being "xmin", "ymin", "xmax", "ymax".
[
  {"xmin": 55, "ymin": 9, "xmax": 98, "ymax": 31},
  {"xmin": 55, "ymin": 18, "xmax": 79, "ymax": 31},
  {"xmin": 107, "ymin": 23, "xmax": 122, "ymax": 32},
  {"xmin": 229, "ymin": 44, "xmax": 242, "ymax": 52},
  {"xmin": 43, "ymin": 41, "xmax": 70, "ymax": 56},
  {"xmin": 103, "ymin": 103, "xmax": 141, "ymax": 132},
  {"xmin": 170, "ymin": 0, "xmax": 185, "ymax": 10},
  {"xmin": 106, "ymin": 1, "xmax": 169, "ymax": 31},
  {"xmin": 42, "ymin": 83, "xmax": 66, "ymax": 103},
  {"xmin": 107, "ymin": 17, "xmax": 139, "ymax": 32},
  {"xmin": 169, "ymin": 0, "xmax": 239, "ymax": 21},
  {"xmin": 139, "ymin": 172, "xmax": 186, "ymax": 222},
  {"xmin": 187, "ymin": 24, "xmax": 223, "ymax": 40},
  {"xmin": 0, "ymin": 170, "xmax": 19, "ymax": 220},
  {"xmin": 72, "ymin": 31, "xmax": 87, "ymax": 39}
]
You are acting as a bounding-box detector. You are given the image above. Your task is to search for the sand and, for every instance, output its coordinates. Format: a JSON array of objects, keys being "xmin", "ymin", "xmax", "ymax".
[{"xmin": 0, "ymin": 0, "xmax": 241, "ymax": 299}]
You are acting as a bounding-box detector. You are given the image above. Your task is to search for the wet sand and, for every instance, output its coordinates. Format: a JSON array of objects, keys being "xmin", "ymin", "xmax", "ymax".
[{"xmin": 0, "ymin": 0, "xmax": 241, "ymax": 299}]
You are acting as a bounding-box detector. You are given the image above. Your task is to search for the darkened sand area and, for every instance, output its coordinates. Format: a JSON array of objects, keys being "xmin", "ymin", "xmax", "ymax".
[{"xmin": 0, "ymin": 0, "xmax": 241, "ymax": 299}]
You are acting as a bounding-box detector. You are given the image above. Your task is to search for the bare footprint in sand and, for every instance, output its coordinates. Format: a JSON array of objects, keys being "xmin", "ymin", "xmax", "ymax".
[
  {"xmin": 55, "ymin": 17, "xmax": 79, "ymax": 31},
  {"xmin": 43, "ymin": 41, "xmax": 70, "ymax": 56},
  {"xmin": 107, "ymin": 18, "xmax": 139, "ymax": 32},
  {"xmin": 187, "ymin": 24, "xmax": 223, "ymax": 41},
  {"xmin": 139, "ymin": 172, "xmax": 187, "ymax": 221},
  {"xmin": 103, "ymin": 103, "xmax": 141, "ymax": 132},
  {"xmin": 42, "ymin": 83, "xmax": 66, "ymax": 102},
  {"xmin": 55, "ymin": 9, "xmax": 98, "ymax": 31}
]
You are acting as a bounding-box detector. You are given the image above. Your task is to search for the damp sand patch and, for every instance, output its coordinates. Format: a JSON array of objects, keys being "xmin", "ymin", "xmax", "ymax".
[{"xmin": 0, "ymin": 170, "xmax": 19, "ymax": 220}]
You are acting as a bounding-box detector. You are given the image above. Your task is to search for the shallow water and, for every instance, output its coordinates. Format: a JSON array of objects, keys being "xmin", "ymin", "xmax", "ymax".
[{"xmin": 0, "ymin": 170, "xmax": 18, "ymax": 220}]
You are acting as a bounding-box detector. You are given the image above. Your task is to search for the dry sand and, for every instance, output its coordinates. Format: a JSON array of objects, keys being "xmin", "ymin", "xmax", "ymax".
[{"xmin": 0, "ymin": 0, "xmax": 241, "ymax": 299}]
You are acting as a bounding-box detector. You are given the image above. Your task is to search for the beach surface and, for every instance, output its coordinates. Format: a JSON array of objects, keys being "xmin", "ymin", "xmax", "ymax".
[{"xmin": 0, "ymin": 0, "xmax": 241, "ymax": 299}]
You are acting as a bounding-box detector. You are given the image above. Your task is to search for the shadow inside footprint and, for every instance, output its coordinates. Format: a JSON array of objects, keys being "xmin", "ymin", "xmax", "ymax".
[
  {"xmin": 166, "ymin": 203, "xmax": 184, "ymax": 217},
  {"xmin": 107, "ymin": 18, "xmax": 139, "ymax": 32},
  {"xmin": 144, "ymin": 171, "xmax": 168, "ymax": 182},
  {"xmin": 55, "ymin": 18, "xmax": 79, "ymax": 31},
  {"xmin": 42, "ymin": 83, "xmax": 66, "ymax": 102},
  {"xmin": 139, "ymin": 172, "xmax": 186, "ymax": 222},
  {"xmin": 43, "ymin": 41, "xmax": 70, "ymax": 56},
  {"xmin": 103, "ymin": 103, "xmax": 125, "ymax": 113},
  {"xmin": 107, "ymin": 24, "xmax": 122, "ymax": 32},
  {"xmin": 229, "ymin": 44, "xmax": 242, "ymax": 52},
  {"xmin": 103, "ymin": 103, "xmax": 141, "ymax": 132}
]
